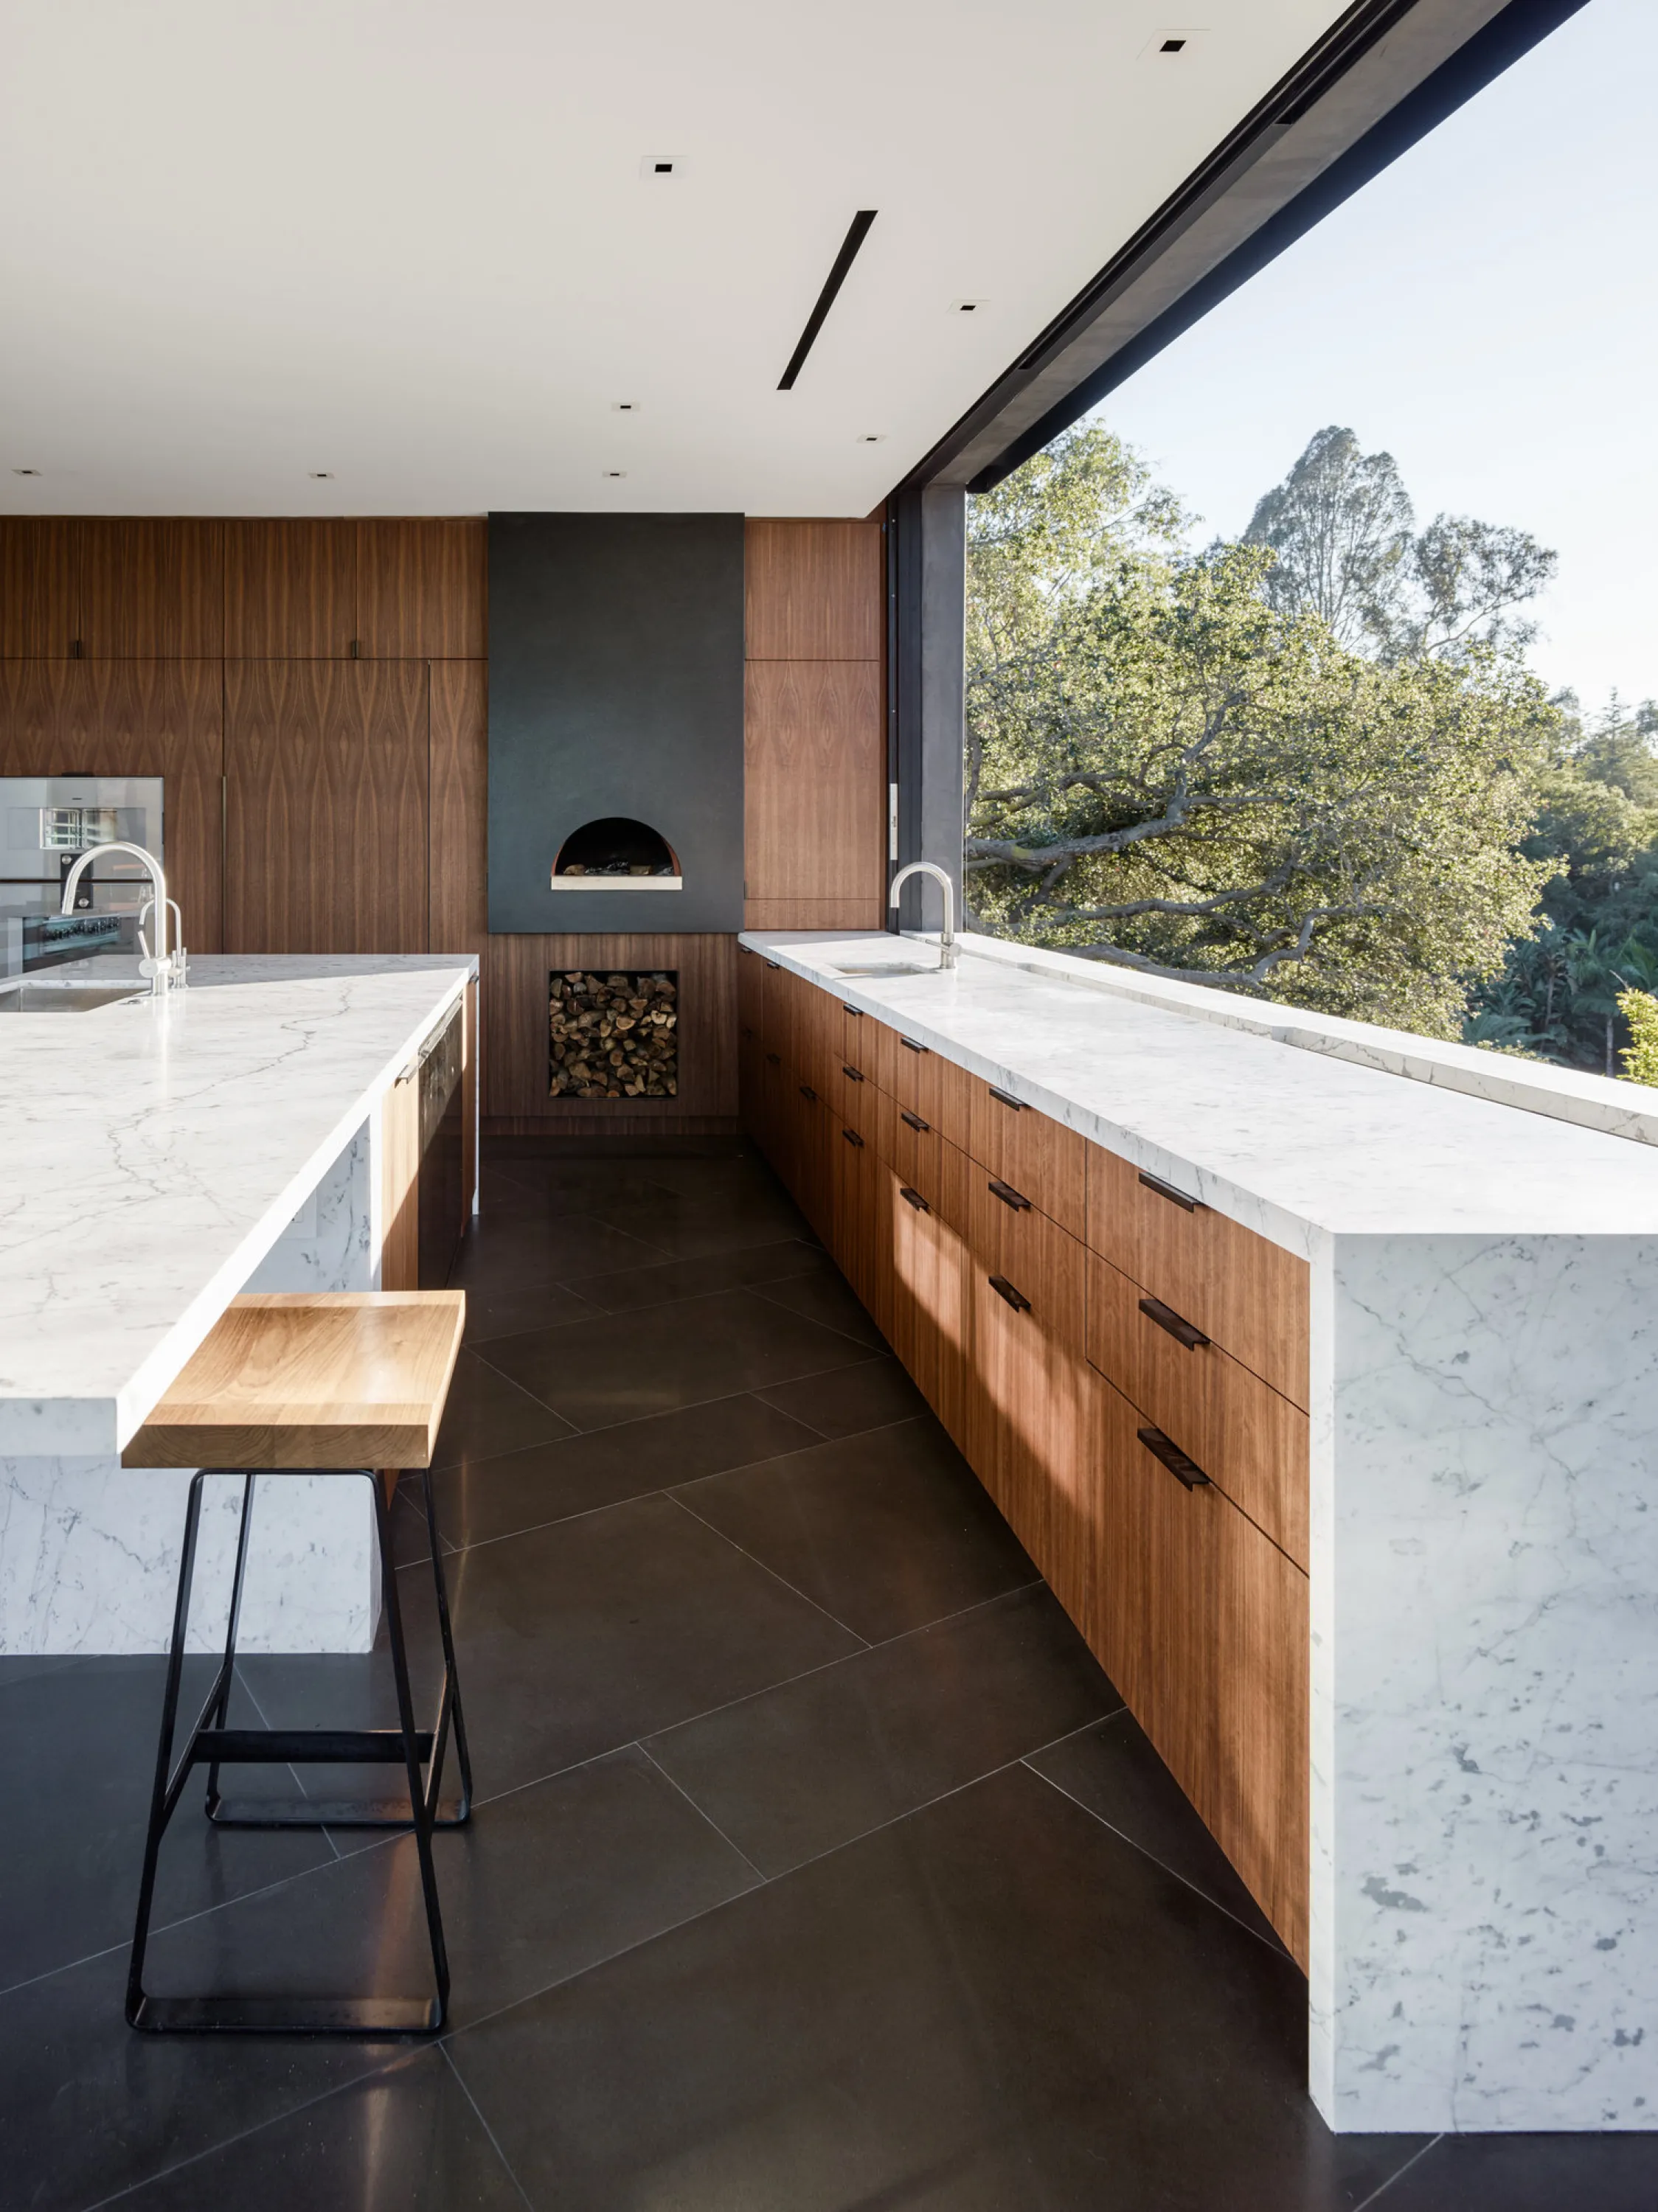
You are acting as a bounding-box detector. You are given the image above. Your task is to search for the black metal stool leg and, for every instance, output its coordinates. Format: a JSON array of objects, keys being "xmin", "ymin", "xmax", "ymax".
[
  {"xmin": 126, "ymin": 1470, "xmax": 210, "ymax": 2029},
  {"xmin": 420, "ymin": 1468, "xmax": 473, "ymax": 1824},
  {"xmin": 203, "ymin": 1472, "xmax": 256, "ymax": 1818},
  {"xmin": 373, "ymin": 1473, "xmax": 450, "ymax": 2028}
]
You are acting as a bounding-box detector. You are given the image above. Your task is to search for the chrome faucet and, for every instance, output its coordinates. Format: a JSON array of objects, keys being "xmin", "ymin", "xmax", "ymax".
[
  {"xmin": 889, "ymin": 860, "xmax": 958, "ymax": 971},
  {"xmin": 60, "ymin": 842, "xmax": 179, "ymax": 999},
  {"xmin": 139, "ymin": 896, "xmax": 187, "ymax": 990}
]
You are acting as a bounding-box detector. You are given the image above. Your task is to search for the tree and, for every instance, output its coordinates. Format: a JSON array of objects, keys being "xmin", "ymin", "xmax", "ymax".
[
  {"xmin": 965, "ymin": 425, "xmax": 1558, "ymax": 1037},
  {"xmin": 1620, "ymin": 989, "xmax": 1658, "ymax": 1085},
  {"xmin": 1243, "ymin": 425, "xmax": 1556, "ymax": 660}
]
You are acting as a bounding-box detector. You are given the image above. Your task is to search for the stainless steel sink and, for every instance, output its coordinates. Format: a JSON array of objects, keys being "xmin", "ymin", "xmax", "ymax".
[
  {"xmin": 0, "ymin": 983, "xmax": 146, "ymax": 1013},
  {"xmin": 829, "ymin": 962, "xmax": 937, "ymax": 980}
]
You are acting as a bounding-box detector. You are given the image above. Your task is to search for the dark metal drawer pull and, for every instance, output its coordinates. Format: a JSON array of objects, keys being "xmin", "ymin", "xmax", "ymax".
[
  {"xmin": 1137, "ymin": 1169, "xmax": 1200, "ymax": 1212},
  {"xmin": 842, "ymin": 1127, "xmax": 865, "ymax": 1147},
  {"xmin": 988, "ymin": 1179, "xmax": 1030, "ymax": 1211},
  {"xmin": 988, "ymin": 1085, "xmax": 1024, "ymax": 1110},
  {"xmin": 988, "ymin": 1274, "xmax": 1031, "ymax": 1312},
  {"xmin": 900, "ymin": 1109, "xmax": 930, "ymax": 1133},
  {"xmin": 842, "ymin": 1003, "xmax": 863, "ymax": 1018},
  {"xmin": 899, "ymin": 1186, "xmax": 930, "ymax": 1212},
  {"xmin": 799, "ymin": 1085, "xmax": 819, "ymax": 1103},
  {"xmin": 842, "ymin": 1064, "xmax": 865, "ymax": 1082},
  {"xmin": 765, "ymin": 1051, "xmax": 781, "ymax": 1066},
  {"xmin": 765, "ymin": 960, "xmax": 781, "ymax": 970},
  {"xmin": 900, "ymin": 1035, "xmax": 927, "ymax": 1054},
  {"xmin": 1138, "ymin": 1295, "xmax": 1209, "ymax": 1350},
  {"xmin": 1138, "ymin": 1425, "xmax": 1210, "ymax": 1490}
]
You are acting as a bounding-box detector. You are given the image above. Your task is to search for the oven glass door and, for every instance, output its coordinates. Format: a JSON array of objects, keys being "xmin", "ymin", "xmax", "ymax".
[{"xmin": 0, "ymin": 776, "xmax": 164, "ymax": 976}]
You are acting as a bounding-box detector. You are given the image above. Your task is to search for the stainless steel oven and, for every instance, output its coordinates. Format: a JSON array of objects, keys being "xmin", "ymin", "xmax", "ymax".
[{"xmin": 0, "ymin": 776, "xmax": 164, "ymax": 977}]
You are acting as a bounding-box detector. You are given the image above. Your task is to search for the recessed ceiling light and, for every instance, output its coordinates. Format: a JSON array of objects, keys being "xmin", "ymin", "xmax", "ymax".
[
  {"xmin": 309, "ymin": 470, "xmax": 334, "ymax": 480},
  {"xmin": 611, "ymin": 401, "xmax": 638, "ymax": 413},
  {"xmin": 639, "ymin": 156, "xmax": 679, "ymax": 178},
  {"xmin": 858, "ymin": 434, "xmax": 886, "ymax": 444},
  {"xmin": 951, "ymin": 299, "xmax": 987, "ymax": 315},
  {"xmin": 1142, "ymin": 28, "xmax": 1201, "ymax": 56},
  {"xmin": 12, "ymin": 466, "xmax": 41, "ymax": 476},
  {"xmin": 603, "ymin": 469, "xmax": 628, "ymax": 479}
]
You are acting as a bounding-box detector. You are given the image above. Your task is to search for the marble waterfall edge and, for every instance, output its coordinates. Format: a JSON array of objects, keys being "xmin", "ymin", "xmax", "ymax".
[{"xmin": 1311, "ymin": 1231, "xmax": 1658, "ymax": 2131}]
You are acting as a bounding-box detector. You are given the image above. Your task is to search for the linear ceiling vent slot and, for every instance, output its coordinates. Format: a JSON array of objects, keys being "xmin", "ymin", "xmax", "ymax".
[
  {"xmin": 552, "ymin": 815, "xmax": 681, "ymax": 891},
  {"xmin": 777, "ymin": 209, "xmax": 877, "ymax": 391}
]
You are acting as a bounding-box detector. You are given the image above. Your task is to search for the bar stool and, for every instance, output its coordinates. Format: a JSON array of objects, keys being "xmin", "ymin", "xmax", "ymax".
[{"xmin": 119, "ymin": 1290, "xmax": 471, "ymax": 2036}]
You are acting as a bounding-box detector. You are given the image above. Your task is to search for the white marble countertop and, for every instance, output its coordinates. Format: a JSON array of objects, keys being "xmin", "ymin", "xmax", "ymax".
[
  {"xmin": 0, "ymin": 955, "xmax": 474, "ymax": 1455},
  {"xmin": 743, "ymin": 931, "xmax": 1658, "ymax": 1251}
]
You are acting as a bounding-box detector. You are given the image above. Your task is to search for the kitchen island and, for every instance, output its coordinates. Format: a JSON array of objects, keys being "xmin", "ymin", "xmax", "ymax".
[
  {"xmin": 0, "ymin": 954, "xmax": 476, "ymax": 1658},
  {"xmin": 740, "ymin": 928, "xmax": 1658, "ymax": 2137}
]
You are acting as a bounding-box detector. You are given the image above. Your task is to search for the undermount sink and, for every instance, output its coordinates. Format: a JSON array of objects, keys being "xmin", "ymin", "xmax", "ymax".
[
  {"xmin": 829, "ymin": 961, "xmax": 940, "ymax": 979},
  {"xmin": 0, "ymin": 983, "xmax": 147, "ymax": 1013}
]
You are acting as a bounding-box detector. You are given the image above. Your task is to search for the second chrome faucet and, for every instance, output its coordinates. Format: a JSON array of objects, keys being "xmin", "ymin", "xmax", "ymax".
[{"xmin": 889, "ymin": 860, "xmax": 958, "ymax": 971}]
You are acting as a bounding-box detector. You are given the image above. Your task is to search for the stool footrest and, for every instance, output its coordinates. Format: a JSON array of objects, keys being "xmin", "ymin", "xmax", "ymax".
[
  {"xmin": 195, "ymin": 1727, "xmax": 434, "ymax": 1767},
  {"xmin": 131, "ymin": 1993, "xmax": 441, "ymax": 2037},
  {"xmin": 209, "ymin": 1795, "xmax": 468, "ymax": 1830}
]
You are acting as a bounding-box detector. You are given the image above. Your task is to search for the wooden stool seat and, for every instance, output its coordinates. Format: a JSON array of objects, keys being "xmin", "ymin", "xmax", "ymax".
[
  {"xmin": 122, "ymin": 1291, "xmax": 466, "ymax": 1470},
  {"xmin": 120, "ymin": 1287, "xmax": 472, "ymax": 2039}
]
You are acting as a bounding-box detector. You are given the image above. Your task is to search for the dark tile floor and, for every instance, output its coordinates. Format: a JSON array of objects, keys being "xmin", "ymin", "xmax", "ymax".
[{"xmin": 5, "ymin": 1139, "xmax": 1657, "ymax": 2211}]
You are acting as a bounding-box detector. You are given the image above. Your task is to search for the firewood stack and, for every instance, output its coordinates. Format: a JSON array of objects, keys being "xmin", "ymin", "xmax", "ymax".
[{"xmin": 549, "ymin": 970, "xmax": 678, "ymax": 1098}]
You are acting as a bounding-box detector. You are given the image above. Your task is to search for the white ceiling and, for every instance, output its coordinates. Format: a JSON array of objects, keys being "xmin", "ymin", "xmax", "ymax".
[{"xmin": 0, "ymin": 0, "xmax": 1347, "ymax": 517}]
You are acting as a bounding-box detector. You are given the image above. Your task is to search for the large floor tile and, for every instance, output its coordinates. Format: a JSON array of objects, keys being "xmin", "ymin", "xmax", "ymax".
[
  {"xmin": 750, "ymin": 1265, "xmax": 889, "ymax": 1349},
  {"xmin": 136, "ymin": 1744, "xmax": 757, "ymax": 2034},
  {"xmin": 0, "ymin": 1943, "xmax": 392, "ymax": 2212},
  {"xmin": 647, "ymin": 1583, "xmax": 1121, "ymax": 1874},
  {"xmin": 446, "ymin": 1762, "xmax": 1414, "ymax": 2212},
  {"xmin": 676, "ymin": 1415, "xmax": 1038, "ymax": 1642},
  {"xmin": 430, "ymin": 1349, "xmax": 576, "ymax": 1471},
  {"xmin": 246, "ymin": 1495, "xmax": 862, "ymax": 1799},
  {"xmin": 0, "ymin": 1655, "xmax": 336, "ymax": 1994},
  {"xmin": 431, "ymin": 1393, "xmax": 822, "ymax": 1551},
  {"xmin": 755, "ymin": 1352, "xmax": 928, "ymax": 1439},
  {"xmin": 1027, "ymin": 1707, "xmax": 1288, "ymax": 1951},
  {"xmin": 564, "ymin": 1237, "xmax": 829, "ymax": 1315},
  {"xmin": 450, "ymin": 1208, "xmax": 669, "ymax": 1291},
  {"xmin": 585, "ymin": 1180, "xmax": 816, "ymax": 1261},
  {"xmin": 462, "ymin": 1277, "xmax": 603, "ymax": 1346},
  {"xmin": 1376, "ymin": 2132, "xmax": 1658, "ymax": 2212},
  {"xmin": 477, "ymin": 1288, "xmax": 874, "ymax": 1432},
  {"xmin": 108, "ymin": 2050, "xmax": 526, "ymax": 2212}
]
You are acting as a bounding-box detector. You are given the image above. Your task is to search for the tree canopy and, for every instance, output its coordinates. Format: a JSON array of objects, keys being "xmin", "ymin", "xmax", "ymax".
[{"xmin": 965, "ymin": 423, "xmax": 1559, "ymax": 1037}]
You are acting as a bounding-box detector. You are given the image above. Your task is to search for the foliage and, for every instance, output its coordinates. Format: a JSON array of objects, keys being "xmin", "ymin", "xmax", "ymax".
[
  {"xmin": 1463, "ymin": 698, "xmax": 1658, "ymax": 1071},
  {"xmin": 1243, "ymin": 425, "xmax": 1557, "ymax": 661},
  {"xmin": 965, "ymin": 424, "xmax": 1558, "ymax": 1036},
  {"xmin": 1620, "ymin": 989, "xmax": 1658, "ymax": 1085}
]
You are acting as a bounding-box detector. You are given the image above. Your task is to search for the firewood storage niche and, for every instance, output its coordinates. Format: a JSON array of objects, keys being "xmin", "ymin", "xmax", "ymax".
[{"xmin": 549, "ymin": 970, "xmax": 678, "ymax": 1098}]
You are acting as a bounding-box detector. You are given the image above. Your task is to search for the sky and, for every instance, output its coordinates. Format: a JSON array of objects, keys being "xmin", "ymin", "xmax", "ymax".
[{"xmin": 1094, "ymin": 0, "xmax": 1658, "ymax": 712}]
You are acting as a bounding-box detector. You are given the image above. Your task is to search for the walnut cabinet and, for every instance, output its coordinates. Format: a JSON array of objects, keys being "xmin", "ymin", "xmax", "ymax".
[{"xmin": 738, "ymin": 945, "xmax": 1313, "ymax": 1968}]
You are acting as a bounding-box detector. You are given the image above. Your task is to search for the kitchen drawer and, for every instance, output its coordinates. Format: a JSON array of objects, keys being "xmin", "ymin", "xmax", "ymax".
[
  {"xmin": 884, "ymin": 1161, "xmax": 971, "ymax": 1443},
  {"xmin": 967, "ymin": 1169, "xmax": 1086, "ymax": 1359},
  {"xmin": 831, "ymin": 1111, "xmax": 884, "ymax": 1327},
  {"xmin": 967, "ymin": 1075, "xmax": 1086, "ymax": 1238},
  {"xmin": 790, "ymin": 1077, "xmax": 835, "ymax": 1244},
  {"xmin": 1086, "ymin": 1250, "xmax": 1308, "ymax": 1570},
  {"xmin": 738, "ymin": 945, "xmax": 763, "ymax": 1035},
  {"xmin": 871, "ymin": 1023, "xmax": 972, "ymax": 1150},
  {"xmin": 834, "ymin": 994, "xmax": 875, "ymax": 1073},
  {"xmin": 876, "ymin": 1089, "xmax": 960, "ymax": 1212},
  {"xmin": 823, "ymin": 1045, "xmax": 878, "ymax": 1134},
  {"xmin": 1092, "ymin": 1370, "xmax": 1308, "ymax": 1966},
  {"xmin": 1086, "ymin": 1144, "xmax": 1309, "ymax": 1411}
]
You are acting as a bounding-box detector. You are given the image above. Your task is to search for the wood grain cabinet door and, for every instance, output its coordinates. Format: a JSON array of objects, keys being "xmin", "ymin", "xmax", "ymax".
[
  {"xmin": 76, "ymin": 520, "xmax": 223, "ymax": 657},
  {"xmin": 225, "ymin": 661, "xmax": 429, "ymax": 953},
  {"xmin": 967, "ymin": 1077, "xmax": 1087, "ymax": 1237},
  {"xmin": 743, "ymin": 659, "xmax": 883, "ymax": 909},
  {"xmin": 884, "ymin": 1164, "xmax": 972, "ymax": 1450},
  {"xmin": 0, "ymin": 519, "xmax": 77, "ymax": 655},
  {"xmin": 1086, "ymin": 1144, "xmax": 1310, "ymax": 1408},
  {"xmin": 224, "ymin": 520, "xmax": 357, "ymax": 657},
  {"xmin": 355, "ymin": 520, "xmax": 488, "ymax": 659},
  {"xmin": 1086, "ymin": 1249, "xmax": 1309, "ymax": 1570}
]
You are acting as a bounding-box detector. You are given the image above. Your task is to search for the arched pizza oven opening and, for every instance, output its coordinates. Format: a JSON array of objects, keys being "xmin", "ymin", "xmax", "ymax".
[{"xmin": 551, "ymin": 816, "xmax": 681, "ymax": 888}]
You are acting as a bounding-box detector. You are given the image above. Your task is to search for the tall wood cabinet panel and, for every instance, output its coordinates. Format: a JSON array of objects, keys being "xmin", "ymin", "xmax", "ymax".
[
  {"xmin": 224, "ymin": 661, "xmax": 429, "ymax": 954},
  {"xmin": 356, "ymin": 521, "xmax": 487, "ymax": 658},
  {"xmin": 224, "ymin": 521, "xmax": 357, "ymax": 657},
  {"xmin": 429, "ymin": 660, "xmax": 488, "ymax": 956},
  {"xmin": 77, "ymin": 521, "xmax": 223, "ymax": 657},
  {"xmin": 744, "ymin": 658, "xmax": 883, "ymax": 908},
  {"xmin": 0, "ymin": 521, "xmax": 77, "ymax": 655},
  {"xmin": 0, "ymin": 659, "xmax": 225, "ymax": 952},
  {"xmin": 745, "ymin": 521, "xmax": 883, "ymax": 658}
]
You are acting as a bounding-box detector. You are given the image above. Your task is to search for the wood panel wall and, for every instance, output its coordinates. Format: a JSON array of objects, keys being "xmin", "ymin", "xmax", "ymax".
[
  {"xmin": 0, "ymin": 510, "xmax": 887, "ymax": 1134},
  {"xmin": 743, "ymin": 518, "xmax": 886, "ymax": 932}
]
